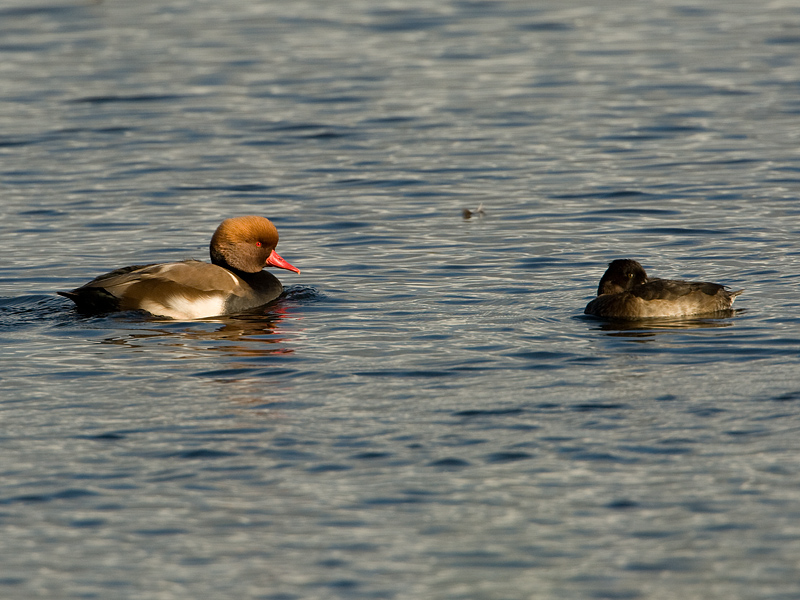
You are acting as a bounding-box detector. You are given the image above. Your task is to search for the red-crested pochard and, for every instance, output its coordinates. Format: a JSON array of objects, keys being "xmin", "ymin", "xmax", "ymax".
[
  {"xmin": 59, "ymin": 216, "xmax": 299, "ymax": 320},
  {"xmin": 584, "ymin": 259, "xmax": 742, "ymax": 319}
]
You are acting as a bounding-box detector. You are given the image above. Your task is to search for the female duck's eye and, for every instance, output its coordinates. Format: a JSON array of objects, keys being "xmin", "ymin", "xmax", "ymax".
[{"xmin": 255, "ymin": 241, "xmax": 262, "ymax": 247}]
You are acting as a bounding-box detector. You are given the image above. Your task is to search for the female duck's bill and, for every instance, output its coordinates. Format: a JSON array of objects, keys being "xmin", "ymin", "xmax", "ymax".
[
  {"xmin": 58, "ymin": 216, "xmax": 300, "ymax": 320},
  {"xmin": 584, "ymin": 259, "xmax": 743, "ymax": 319}
]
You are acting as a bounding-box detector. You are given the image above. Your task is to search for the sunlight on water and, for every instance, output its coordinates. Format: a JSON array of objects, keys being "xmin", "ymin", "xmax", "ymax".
[{"xmin": 2, "ymin": 1, "xmax": 800, "ymax": 598}]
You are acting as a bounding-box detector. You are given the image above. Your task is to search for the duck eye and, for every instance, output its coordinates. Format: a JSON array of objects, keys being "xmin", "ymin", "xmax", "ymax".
[{"xmin": 255, "ymin": 241, "xmax": 262, "ymax": 247}]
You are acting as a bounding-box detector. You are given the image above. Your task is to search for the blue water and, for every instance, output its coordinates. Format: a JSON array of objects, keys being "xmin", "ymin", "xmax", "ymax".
[{"xmin": 3, "ymin": 1, "xmax": 800, "ymax": 598}]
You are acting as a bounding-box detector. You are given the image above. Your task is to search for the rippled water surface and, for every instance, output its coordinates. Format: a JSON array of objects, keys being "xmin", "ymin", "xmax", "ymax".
[{"xmin": 3, "ymin": 1, "xmax": 800, "ymax": 598}]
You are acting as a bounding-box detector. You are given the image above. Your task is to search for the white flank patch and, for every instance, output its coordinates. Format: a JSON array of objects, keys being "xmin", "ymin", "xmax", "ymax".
[{"xmin": 139, "ymin": 295, "xmax": 225, "ymax": 320}]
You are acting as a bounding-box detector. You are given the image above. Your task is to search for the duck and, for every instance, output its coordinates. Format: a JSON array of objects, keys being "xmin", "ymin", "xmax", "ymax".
[
  {"xmin": 584, "ymin": 259, "xmax": 742, "ymax": 319},
  {"xmin": 59, "ymin": 216, "xmax": 299, "ymax": 320}
]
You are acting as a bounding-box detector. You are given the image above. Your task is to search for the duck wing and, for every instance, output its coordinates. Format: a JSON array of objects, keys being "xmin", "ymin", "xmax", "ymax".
[
  {"xmin": 60, "ymin": 261, "xmax": 245, "ymax": 316},
  {"xmin": 631, "ymin": 278, "xmax": 727, "ymax": 301}
]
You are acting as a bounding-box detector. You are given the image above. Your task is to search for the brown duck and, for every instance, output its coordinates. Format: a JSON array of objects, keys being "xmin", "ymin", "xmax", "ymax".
[
  {"xmin": 59, "ymin": 216, "xmax": 299, "ymax": 320},
  {"xmin": 584, "ymin": 259, "xmax": 742, "ymax": 319}
]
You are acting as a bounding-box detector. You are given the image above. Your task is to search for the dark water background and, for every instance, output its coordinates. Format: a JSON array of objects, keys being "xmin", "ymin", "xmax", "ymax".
[{"xmin": 2, "ymin": 1, "xmax": 800, "ymax": 598}]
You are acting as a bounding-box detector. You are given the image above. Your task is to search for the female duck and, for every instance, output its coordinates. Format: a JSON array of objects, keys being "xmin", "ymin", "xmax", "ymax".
[
  {"xmin": 59, "ymin": 216, "xmax": 299, "ymax": 320},
  {"xmin": 584, "ymin": 259, "xmax": 742, "ymax": 319}
]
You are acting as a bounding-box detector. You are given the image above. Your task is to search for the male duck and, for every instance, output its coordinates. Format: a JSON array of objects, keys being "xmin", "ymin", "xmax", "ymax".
[
  {"xmin": 59, "ymin": 216, "xmax": 299, "ymax": 319},
  {"xmin": 584, "ymin": 259, "xmax": 742, "ymax": 319}
]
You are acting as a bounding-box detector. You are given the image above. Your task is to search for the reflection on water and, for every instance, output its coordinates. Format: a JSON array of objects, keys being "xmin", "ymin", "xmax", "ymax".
[
  {"xmin": 587, "ymin": 310, "xmax": 742, "ymax": 338},
  {"xmin": 100, "ymin": 309, "xmax": 291, "ymax": 356}
]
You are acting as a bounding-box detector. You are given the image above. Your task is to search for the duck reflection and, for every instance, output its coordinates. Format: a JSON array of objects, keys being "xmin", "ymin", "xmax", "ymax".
[
  {"xmin": 100, "ymin": 305, "xmax": 294, "ymax": 358},
  {"xmin": 587, "ymin": 309, "xmax": 742, "ymax": 339}
]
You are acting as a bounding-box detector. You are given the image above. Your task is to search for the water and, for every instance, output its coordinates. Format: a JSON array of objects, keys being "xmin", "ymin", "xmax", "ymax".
[{"xmin": 2, "ymin": 0, "xmax": 800, "ymax": 598}]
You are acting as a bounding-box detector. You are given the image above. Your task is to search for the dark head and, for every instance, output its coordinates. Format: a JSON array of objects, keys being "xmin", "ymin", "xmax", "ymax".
[
  {"xmin": 209, "ymin": 216, "xmax": 300, "ymax": 274},
  {"xmin": 596, "ymin": 259, "xmax": 648, "ymax": 296}
]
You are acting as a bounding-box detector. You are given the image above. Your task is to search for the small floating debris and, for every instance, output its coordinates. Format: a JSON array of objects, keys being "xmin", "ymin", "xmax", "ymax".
[{"xmin": 462, "ymin": 203, "xmax": 485, "ymax": 219}]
